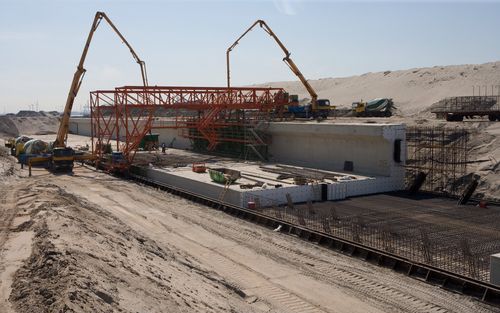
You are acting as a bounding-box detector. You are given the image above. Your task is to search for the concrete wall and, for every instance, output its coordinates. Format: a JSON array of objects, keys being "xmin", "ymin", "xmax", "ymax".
[
  {"xmin": 69, "ymin": 118, "xmax": 191, "ymax": 150},
  {"xmin": 132, "ymin": 166, "xmax": 243, "ymax": 205},
  {"xmin": 133, "ymin": 166, "xmax": 406, "ymax": 209},
  {"xmin": 69, "ymin": 118, "xmax": 92, "ymax": 136},
  {"xmin": 267, "ymin": 122, "xmax": 406, "ymax": 177},
  {"xmin": 70, "ymin": 117, "xmax": 406, "ymax": 180}
]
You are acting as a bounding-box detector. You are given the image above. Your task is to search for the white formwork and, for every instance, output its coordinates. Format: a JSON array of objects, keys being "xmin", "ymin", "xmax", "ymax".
[{"xmin": 140, "ymin": 161, "xmax": 405, "ymax": 209}]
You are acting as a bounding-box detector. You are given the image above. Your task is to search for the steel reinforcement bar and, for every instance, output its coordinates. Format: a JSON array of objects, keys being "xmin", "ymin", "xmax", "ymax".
[{"xmin": 127, "ymin": 168, "xmax": 500, "ymax": 308}]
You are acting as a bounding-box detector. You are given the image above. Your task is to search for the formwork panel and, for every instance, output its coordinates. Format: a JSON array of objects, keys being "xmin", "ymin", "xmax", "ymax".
[{"xmin": 138, "ymin": 160, "xmax": 407, "ymax": 209}]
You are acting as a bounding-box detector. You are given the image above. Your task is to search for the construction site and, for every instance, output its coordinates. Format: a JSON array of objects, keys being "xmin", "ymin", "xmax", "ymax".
[{"xmin": 2, "ymin": 6, "xmax": 500, "ymax": 313}]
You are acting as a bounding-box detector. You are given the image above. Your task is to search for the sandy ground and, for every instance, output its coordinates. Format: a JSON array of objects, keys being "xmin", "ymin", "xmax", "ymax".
[{"xmin": 0, "ymin": 140, "xmax": 499, "ymax": 312}]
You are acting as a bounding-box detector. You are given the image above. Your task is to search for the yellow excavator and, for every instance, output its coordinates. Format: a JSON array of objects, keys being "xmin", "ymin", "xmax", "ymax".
[
  {"xmin": 226, "ymin": 19, "xmax": 333, "ymax": 119},
  {"xmin": 29, "ymin": 11, "xmax": 148, "ymax": 174}
]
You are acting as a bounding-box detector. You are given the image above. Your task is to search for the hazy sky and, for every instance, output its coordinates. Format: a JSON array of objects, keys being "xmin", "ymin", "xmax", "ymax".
[{"xmin": 1, "ymin": 0, "xmax": 500, "ymax": 113}]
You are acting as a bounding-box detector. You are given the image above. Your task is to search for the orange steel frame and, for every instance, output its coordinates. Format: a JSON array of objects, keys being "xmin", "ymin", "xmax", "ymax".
[{"xmin": 90, "ymin": 86, "xmax": 289, "ymax": 165}]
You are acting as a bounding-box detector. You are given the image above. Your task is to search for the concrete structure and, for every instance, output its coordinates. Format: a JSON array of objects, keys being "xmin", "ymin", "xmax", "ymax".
[
  {"xmin": 70, "ymin": 118, "xmax": 406, "ymax": 204},
  {"xmin": 267, "ymin": 122, "xmax": 405, "ymax": 178},
  {"xmin": 69, "ymin": 118, "xmax": 191, "ymax": 150},
  {"xmin": 132, "ymin": 160, "xmax": 403, "ymax": 208}
]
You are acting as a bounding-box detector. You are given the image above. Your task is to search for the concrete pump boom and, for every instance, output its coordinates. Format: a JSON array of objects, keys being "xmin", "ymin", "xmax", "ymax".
[
  {"xmin": 55, "ymin": 11, "xmax": 148, "ymax": 147},
  {"xmin": 226, "ymin": 19, "xmax": 319, "ymax": 110}
]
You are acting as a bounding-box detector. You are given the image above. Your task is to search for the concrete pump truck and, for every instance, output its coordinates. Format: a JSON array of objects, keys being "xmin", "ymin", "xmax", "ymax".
[
  {"xmin": 50, "ymin": 11, "xmax": 148, "ymax": 171},
  {"xmin": 226, "ymin": 20, "xmax": 334, "ymax": 119}
]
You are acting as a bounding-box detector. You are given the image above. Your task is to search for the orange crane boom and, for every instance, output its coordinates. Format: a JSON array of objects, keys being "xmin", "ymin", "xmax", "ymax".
[
  {"xmin": 55, "ymin": 11, "xmax": 148, "ymax": 147},
  {"xmin": 226, "ymin": 19, "xmax": 322, "ymax": 111}
]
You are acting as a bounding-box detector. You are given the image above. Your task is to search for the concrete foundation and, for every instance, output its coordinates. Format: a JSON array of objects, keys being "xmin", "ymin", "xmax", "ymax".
[
  {"xmin": 131, "ymin": 158, "xmax": 405, "ymax": 208},
  {"xmin": 70, "ymin": 117, "xmax": 406, "ymax": 182},
  {"xmin": 71, "ymin": 117, "xmax": 406, "ymax": 203}
]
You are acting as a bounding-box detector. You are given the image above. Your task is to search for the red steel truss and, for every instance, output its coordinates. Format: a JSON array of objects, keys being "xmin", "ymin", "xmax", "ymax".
[{"xmin": 90, "ymin": 86, "xmax": 289, "ymax": 164}]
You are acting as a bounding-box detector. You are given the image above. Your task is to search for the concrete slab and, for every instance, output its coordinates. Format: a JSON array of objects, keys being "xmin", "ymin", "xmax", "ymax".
[
  {"xmin": 135, "ymin": 158, "xmax": 405, "ymax": 208},
  {"xmin": 70, "ymin": 118, "xmax": 406, "ymax": 205}
]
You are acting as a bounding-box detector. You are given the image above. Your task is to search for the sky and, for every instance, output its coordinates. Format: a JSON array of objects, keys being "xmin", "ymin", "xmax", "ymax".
[{"xmin": 1, "ymin": 0, "xmax": 500, "ymax": 113}]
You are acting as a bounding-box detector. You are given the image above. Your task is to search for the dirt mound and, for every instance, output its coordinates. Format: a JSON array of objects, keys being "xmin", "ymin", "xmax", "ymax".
[
  {"xmin": 0, "ymin": 116, "xmax": 59, "ymax": 137},
  {"xmin": 0, "ymin": 147, "xmax": 15, "ymax": 177},
  {"xmin": 0, "ymin": 117, "xmax": 19, "ymax": 136},
  {"xmin": 261, "ymin": 60, "xmax": 500, "ymax": 115},
  {"xmin": 39, "ymin": 111, "xmax": 60, "ymax": 117},
  {"xmin": 15, "ymin": 110, "xmax": 44, "ymax": 117},
  {"xmin": 9, "ymin": 182, "xmax": 256, "ymax": 313}
]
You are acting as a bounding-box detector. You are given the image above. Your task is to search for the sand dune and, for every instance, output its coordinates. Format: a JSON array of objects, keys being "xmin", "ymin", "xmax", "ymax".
[
  {"xmin": 0, "ymin": 116, "xmax": 59, "ymax": 137},
  {"xmin": 260, "ymin": 61, "xmax": 500, "ymax": 115}
]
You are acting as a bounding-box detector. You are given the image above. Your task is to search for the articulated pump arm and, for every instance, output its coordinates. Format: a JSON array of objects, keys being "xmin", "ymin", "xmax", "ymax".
[
  {"xmin": 226, "ymin": 19, "xmax": 318, "ymax": 109},
  {"xmin": 55, "ymin": 11, "xmax": 148, "ymax": 147}
]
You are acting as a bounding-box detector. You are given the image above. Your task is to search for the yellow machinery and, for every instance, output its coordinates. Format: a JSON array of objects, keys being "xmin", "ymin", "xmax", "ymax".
[
  {"xmin": 25, "ymin": 11, "xmax": 148, "ymax": 174},
  {"xmin": 353, "ymin": 101, "xmax": 367, "ymax": 115},
  {"xmin": 226, "ymin": 19, "xmax": 333, "ymax": 118},
  {"xmin": 352, "ymin": 98, "xmax": 394, "ymax": 117},
  {"xmin": 54, "ymin": 11, "xmax": 148, "ymax": 149},
  {"xmin": 50, "ymin": 11, "xmax": 147, "ymax": 171},
  {"xmin": 4, "ymin": 138, "xmax": 15, "ymax": 148}
]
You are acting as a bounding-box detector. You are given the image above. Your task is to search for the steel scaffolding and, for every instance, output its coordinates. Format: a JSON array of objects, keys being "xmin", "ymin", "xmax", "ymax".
[{"xmin": 90, "ymin": 86, "xmax": 289, "ymax": 164}]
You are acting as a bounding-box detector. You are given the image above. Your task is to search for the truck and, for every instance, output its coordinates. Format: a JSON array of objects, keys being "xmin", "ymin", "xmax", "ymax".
[
  {"xmin": 352, "ymin": 98, "xmax": 394, "ymax": 117},
  {"xmin": 4, "ymin": 138, "xmax": 15, "ymax": 148},
  {"xmin": 20, "ymin": 12, "xmax": 147, "ymax": 176},
  {"xmin": 51, "ymin": 12, "xmax": 147, "ymax": 172},
  {"xmin": 287, "ymin": 99, "xmax": 332, "ymax": 119},
  {"xmin": 226, "ymin": 20, "xmax": 334, "ymax": 119},
  {"xmin": 51, "ymin": 147, "xmax": 75, "ymax": 171},
  {"xmin": 431, "ymin": 96, "xmax": 500, "ymax": 122},
  {"xmin": 139, "ymin": 133, "xmax": 159, "ymax": 151}
]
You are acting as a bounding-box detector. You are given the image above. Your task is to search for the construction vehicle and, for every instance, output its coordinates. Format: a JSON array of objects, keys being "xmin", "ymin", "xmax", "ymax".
[
  {"xmin": 4, "ymin": 138, "xmax": 16, "ymax": 156},
  {"xmin": 18, "ymin": 12, "xmax": 147, "ymax": 175},
  {"xmin": 226, "ymin": 19, "xmax": 333, "ymax": 119},
  {"xmin": 97, "ymin": 151, "xmax": 128, "ymax": 174},
  {"xmin": 47, "ymin": 11, "xmax": 148, "ymax": 172},
  {"xmin": 352, "ymin": 98, "xmax": 394, "ymax": 117},
  {"xmin": 4, "ymin": 138, "xmax": 15, "ymax": 148},
  {"xmin": 287, "ymin": 99, "xmax": 332, "ymax": 119},
  {"xmin": 431, "ymin": 96, "xmax": 500, "ymax": 122},
  {"xmin": 51, "ymin": 147, "xmax": 75, "ymax": 171},
  {"xmin": 139, "ymin": 133, "xmax": 159, "ymax": 151}
]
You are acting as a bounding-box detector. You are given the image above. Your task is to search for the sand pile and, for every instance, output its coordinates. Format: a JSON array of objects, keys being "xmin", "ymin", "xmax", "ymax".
[
  {"xmin": 6, "ymin": 181, "xmax": 268, "ymax": 313},
  {"xmin": 0, "ymin": 117, "xmax": 19, "ymax": 137},
  {"xmin": 260, "ymin": 61, "xmax": 500, "ymax": 115},
  {"xmin": 15, "ymin": 111, "xmax": 44, "ymax": 117},
  {"xmin": 0, "ymin": 116, "xmax": 59, "ymax": 137},
  {"xmin": 0, "ymin": 146, "xmax": 15, "ymax": 177}
]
